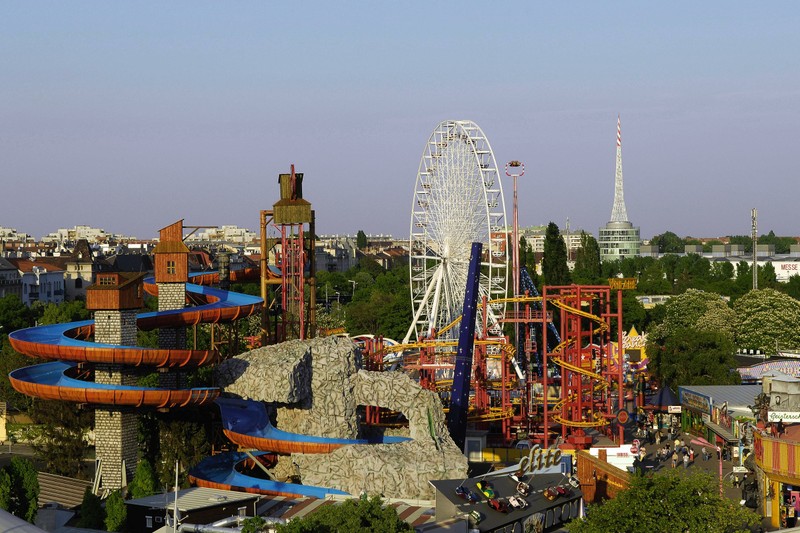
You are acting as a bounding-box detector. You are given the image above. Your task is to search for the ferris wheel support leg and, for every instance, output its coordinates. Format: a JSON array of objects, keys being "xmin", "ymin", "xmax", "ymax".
[{"xmin": 446, "ymin": 243, "xmax": 483, "ymax": 451}]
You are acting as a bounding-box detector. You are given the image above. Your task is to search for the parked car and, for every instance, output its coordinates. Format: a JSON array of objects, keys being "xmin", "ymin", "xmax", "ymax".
[
  {"xmin": 476, "ymin": 480, "xmax": 495, "ymax": 499},
  {"xmin": 487, "ymin": 498, "xmax": 508, "ymax": 513}
]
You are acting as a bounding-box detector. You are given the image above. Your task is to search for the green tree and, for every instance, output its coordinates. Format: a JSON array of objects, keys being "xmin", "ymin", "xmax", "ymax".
[
  {"xmin": 37, "ymin": 300, "xmax": 90, "ymax": 325},
  {"xmin": 356, "ymin": 230, "xmax": 368, "ymax": 250},
  {"xmin": 77, "ymin": 487, "xmax": 105, "ymax": 529},
  {"xmin": 572, "ymin": 232, "xmax": 601, "ymax": 284},
  {"xmin": 0, "ymin": 295, "xmax": 37, "ymax": 335},
  {"xmin": 0, "ymin": 469, "xmax": 11, "ymax": 512},
  {"xmin": 104, "ymin": 490, "xmax": 127, "ymax": 532},
  {"xmin": 241, "ymin": 516, "xmax": 267, "ymax": 533},
  {"xmin": 8, "ymin": 457, "xmax": 39, "ymax": 523},
  {"xmin": 156, "ymin": 417, "xmax": 209, "ymax": 489},
  {"xmin": 542, "ymin": 222, "xmax": 570, "ymax": 286},
  {"xmin": 649, "ymin": 289, "xmax": 736, "ymax": 341},
  {"xmin": 649, "ymin": 327, "xmax": 740, "ymax": 386},
  {"xmin": 29, "ymin": 400, "xmax": 92, "ymax": 478},
  {"xmin": 758, "ymin": 262, "xmax": 779, "ymax": 289},
  {"xmin": 518, "ymin": 235, "xmax": 536, "ymax": 272},
  {"xmin": 276, "ymin": 495, "xmax": 412, "ymax": 533},
  {"xmin": 780, "ymin": 274, "xmax": 800, "ymax": 300},
  {"xmin": 650, "ymin": 231, "xmax": 684, "ymax": 253},
  {"xmin": 128, "ymin": 458, "xmax": 159, "ymax": 499},
  {"xmin": 567, "ymin": 470, "xmax": 759, "ymax": 533},
  {"xmin": 734, "ymin": 288, "xmax": 800, "ymax": 354}
]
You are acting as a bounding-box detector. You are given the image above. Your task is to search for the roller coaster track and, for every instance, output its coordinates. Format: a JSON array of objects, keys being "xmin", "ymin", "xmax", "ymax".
[{"xmin": 545, "ymin": 298, "xmax": 611, "ymax": 428}]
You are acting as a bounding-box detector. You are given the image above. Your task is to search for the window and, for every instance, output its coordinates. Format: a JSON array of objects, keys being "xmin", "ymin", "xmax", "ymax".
[
  {"xmin": 166, "ymin": 261, "xmax": 176, "ymax": 274},
  {"xmin": 99, "ymin": 276, "xmax": 115, "ymax": 286},
  {"xmin": 146, "ymin": 516, "xmax": 153, "ymax": 528},
  {"xmin": 75, "ymin": 278, "xmax": 83, "ymax": 289}
]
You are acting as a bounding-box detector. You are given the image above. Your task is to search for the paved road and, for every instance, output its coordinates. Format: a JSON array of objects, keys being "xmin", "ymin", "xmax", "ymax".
[{"xmin": 637, "ymin": 430, "xmax": 770, "ymax": 531}]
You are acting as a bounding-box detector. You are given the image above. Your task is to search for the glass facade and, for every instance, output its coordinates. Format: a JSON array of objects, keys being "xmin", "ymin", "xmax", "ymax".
[{"xmin": 598, "ymin": 221, "xmax": 641, "ymax": 262}]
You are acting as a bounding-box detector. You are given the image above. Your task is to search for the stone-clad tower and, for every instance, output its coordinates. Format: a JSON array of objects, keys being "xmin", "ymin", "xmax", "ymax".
[
  {"xmin": 86, "ymin": 272, "xmax": 145, "ymax": 490},
  {"xmin": 153, "ymin": 221, "xmax": 189, "ymax": 387},
  {"xmin": 598, "ymin": 116, "xmax": 640, "ymax": 261}
]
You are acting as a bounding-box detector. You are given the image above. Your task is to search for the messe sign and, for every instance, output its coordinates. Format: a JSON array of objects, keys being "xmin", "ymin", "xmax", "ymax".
[
  {"xmin": 668, "ymin": 405, "xmax": 682, "ymax": 414},
  {"xmin": 768, "ymin": 411, "xmax": 800, "ymax": 423}
]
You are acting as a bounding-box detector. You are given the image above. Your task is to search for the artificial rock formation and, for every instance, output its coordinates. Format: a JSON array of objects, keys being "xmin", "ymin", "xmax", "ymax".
[{"xmin": 216, "ymin": 336, "xmax": 467, "ymax": 499}]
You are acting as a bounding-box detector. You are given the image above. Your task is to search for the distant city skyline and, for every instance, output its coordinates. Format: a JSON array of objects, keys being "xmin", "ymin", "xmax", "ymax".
[{"xmin": 2, "ymin": 3, "xmax": 799, "ymax": 241}]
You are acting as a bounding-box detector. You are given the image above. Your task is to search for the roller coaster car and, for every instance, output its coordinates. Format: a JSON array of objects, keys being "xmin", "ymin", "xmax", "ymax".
[
  {"xmin": 568, "ymin": 475, "xmax": 580, "ymax": 488},
  {"xmin": 455, "ymin": 485, "xmax": 480, "ymax": 503},
  {"xmin": 543, "ymin": 487, "xmax": 559, "ymax": 501},
  {"xmin": 507, "ymin": 495, "xmax": 529, "ymax": 510},
  {"xmin": 516, "ymin": 481, "xmax": 531, "ymax": 497},
  {"xmin": 555, "ymin": 485, "xmax": 572, "ymax": 498},
  {"xmin": 487, "ymin": 498, "xmax": 508, "ymax": 513},
  {"xmin": 476, "ymin": 480, "xmax": 495, "ymax": 499}
]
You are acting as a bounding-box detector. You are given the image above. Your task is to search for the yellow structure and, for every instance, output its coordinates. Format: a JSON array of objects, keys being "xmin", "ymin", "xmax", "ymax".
[{"xmin": 754, "ymin": 432, "xmax": 800, "ymax": 528}]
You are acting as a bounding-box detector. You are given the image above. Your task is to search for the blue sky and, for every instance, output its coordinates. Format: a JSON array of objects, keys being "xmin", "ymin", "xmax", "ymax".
[{"xmin": 2, "ymin": 2, "xmax": 799, "ymax": 240}]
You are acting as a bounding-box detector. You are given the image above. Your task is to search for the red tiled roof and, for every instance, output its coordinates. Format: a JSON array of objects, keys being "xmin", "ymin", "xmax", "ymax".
[{"xmin": 7, "ymin": 259, "xmax": 65, "ymax": 273}]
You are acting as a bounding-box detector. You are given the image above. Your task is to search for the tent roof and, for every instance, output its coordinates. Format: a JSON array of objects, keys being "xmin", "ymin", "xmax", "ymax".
[{"xmin": 646, "ymin": 387, "xmax": 680, "ymax": 410}]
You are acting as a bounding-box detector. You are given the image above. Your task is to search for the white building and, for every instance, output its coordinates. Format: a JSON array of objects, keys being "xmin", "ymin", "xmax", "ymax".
[
  {"xmin": 42, "ymin": 225, "xmax": 109, "ymax": 243},
  {"xmin": 0, "ymin": 227, "xmax": 33, "ymax": 242},
  {"xmin": 315, "ymin": 235, "xmax": 358, "ymax": 272},
  {"xmin": 186, "ymin": 225, "xmax": 257, "ymax": 244},
  {"xmin": 0, "ymin": 258, "xmax": 22, "ymax": 299},
  {"xmin": 13, "ymin": 260, "xmax": 65, "ymax": 306}
]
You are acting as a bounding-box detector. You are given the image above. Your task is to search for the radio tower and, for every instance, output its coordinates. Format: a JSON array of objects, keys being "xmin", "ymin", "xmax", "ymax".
[
  {"xmin": 610, "ymin": 116, "xmax": 628, "ymax": 223},
  {"xmin": 598, "ymin": 115, "xmax": 640, "ymax": 261}
]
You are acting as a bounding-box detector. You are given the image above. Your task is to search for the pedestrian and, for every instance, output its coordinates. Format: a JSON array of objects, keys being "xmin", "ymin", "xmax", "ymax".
[
  {"xmin": 639, "ymin": 446, "xmax": 647, "ymax": 462},
  {"xmin": 672, "ymin": 451, "xmax": 678, "ymax": 469},
  {"xmin": 702, "ymin": 446, "xmax": 710, "ymax": 461},
  {"xmin": 733, "ymin": 474, "xmax": 740, "ymax": 488},
  {"xmin": 655, "ymin": 431, "xmax": 662, "ymax": 446},
  {"xmin": 717, "ymin": 446, "xmax": 721, "ymax": 460},
  {"xmin": 689, "ymin": 448, "xmax": 695, "ymax": 463},
  {"xmin": 683, "ymin": 453, "xmax": 690, "ymax": 469}
]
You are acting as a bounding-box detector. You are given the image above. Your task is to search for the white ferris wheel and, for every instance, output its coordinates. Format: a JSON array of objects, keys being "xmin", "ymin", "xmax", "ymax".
[{"xmin": 404, "ymin": 120, "xmax": 508, "ymax": 343}]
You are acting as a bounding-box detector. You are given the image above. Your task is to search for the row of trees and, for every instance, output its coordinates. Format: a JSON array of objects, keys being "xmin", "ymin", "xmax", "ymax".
[
  {"xmin": 645, "ymin": 287, "xmax": 800, "ymax": 386},
  {"xmin": 651, "ymin": 229, "xmax": 796, "ymax": 254}
]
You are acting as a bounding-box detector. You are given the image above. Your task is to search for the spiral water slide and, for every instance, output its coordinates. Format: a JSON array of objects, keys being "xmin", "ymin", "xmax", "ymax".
[
  {"xmin": 8, "ymin": 275, "xmax": 263, "ymax": 406},
  {"xmin": 8, "ymin": 272, "xmax": 409, "ymax": 498},
  {"xmin": 188, "ymin": 398, "xmax": 409, "ymax": 498}
]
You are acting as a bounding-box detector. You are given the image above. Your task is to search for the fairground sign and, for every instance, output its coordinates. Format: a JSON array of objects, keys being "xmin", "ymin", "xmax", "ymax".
[
  {"xmin": 680, "ymin": 389, "xmax": 712, "ymax": 415},
  {"xmin": 517, "ymin": 448, "xmax": 564, "ymax": 475},
  {"xmin": 768, "ymin": 411, "xmax": 800, "ymax": 423},
  {"xmin": 608, "ymin": 278, "xmax": 638, "ymax": 290}
]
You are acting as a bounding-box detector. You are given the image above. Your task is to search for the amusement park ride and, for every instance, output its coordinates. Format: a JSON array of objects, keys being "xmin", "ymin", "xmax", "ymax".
[
  {"xmin": 6, "ymin": 119, "xmax": 630, "ymax": 501},
  {"xmin": 361, "ymin": 120, "xmax": 627, "ymax": 450}
]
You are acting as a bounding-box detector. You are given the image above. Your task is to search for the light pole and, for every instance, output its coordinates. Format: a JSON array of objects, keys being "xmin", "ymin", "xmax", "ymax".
[
  {"xmin": 505, "ymin": 161, "xmax": 525, "ymax": 352},
  {"xmin": 348, "ymin": 279, "xmax": 357, "ymax": 297}
]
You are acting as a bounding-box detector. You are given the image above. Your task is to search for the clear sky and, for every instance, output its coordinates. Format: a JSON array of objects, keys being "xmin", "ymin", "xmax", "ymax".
[{"xmin": 2, "ymin": 2, "xmax": 799, "ymax": 241}]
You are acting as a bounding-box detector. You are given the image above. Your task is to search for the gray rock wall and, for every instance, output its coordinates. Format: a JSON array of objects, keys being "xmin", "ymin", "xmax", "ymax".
[{"xmin": 217, "ymin": 336, "xmax": 467, "ymax": 499}]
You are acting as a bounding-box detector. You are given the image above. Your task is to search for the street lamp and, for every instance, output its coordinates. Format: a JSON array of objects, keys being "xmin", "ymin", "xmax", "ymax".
[{"xmin": 347, "ymin": 279, "xmax": 357, "ymax": 294}]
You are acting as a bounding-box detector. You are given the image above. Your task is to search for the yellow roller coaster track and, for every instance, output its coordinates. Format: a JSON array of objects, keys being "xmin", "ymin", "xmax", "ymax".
[{"xmin": 546, "ymin": 298, "xmax": 611, "ymax": 428}]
